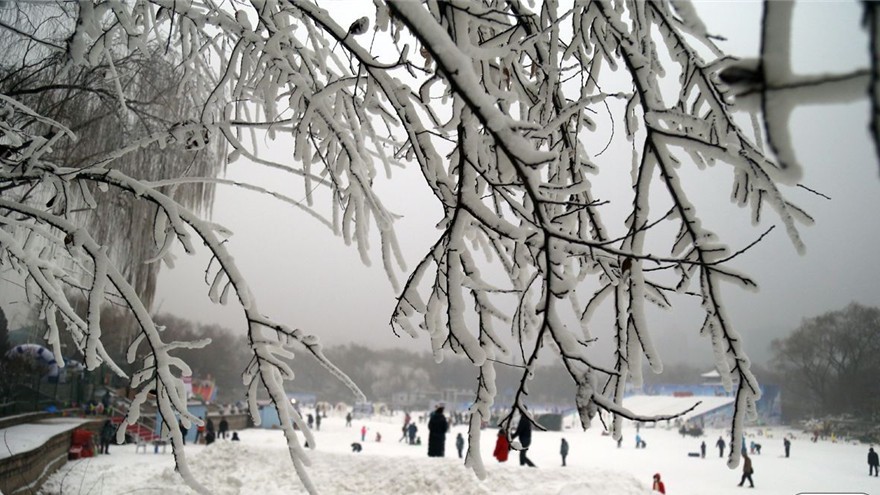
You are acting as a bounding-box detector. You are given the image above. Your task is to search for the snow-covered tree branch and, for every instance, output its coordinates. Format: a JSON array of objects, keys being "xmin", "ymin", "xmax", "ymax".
[{"xmin": 1, "ymin": 0, "xmax": 877, "ymax": 492}]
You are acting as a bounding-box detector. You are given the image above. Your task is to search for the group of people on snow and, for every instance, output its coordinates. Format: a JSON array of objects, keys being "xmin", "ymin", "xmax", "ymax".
[
  {"xmin": 178, "ymin": 416, "xmax": 230, "ymax": 445},
  {"xmin": 306, "ymin": 412, "xmax": 322, "ymax": 431},
  {"xmin": 489, "ymin": 409, "xmax": 554, "ymax": 468},
  {"xmin": 341, "ymin": 405, "xmax": 880, "ymax": 492},
  {"xmin": 399, "ymin": 412, "xmax": 420, "ymax": 445},
  {"xmin": 423, "ymin": 404, "xmax": 550, "ymax": 467}
]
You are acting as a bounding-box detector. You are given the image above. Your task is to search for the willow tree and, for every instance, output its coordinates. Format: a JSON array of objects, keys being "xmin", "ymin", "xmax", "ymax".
[
  {"xmin": 0, "ymin": 1, "xmax": 876, "ymax": 493},
  {"xmin": 0, "ymin": 2, "xmax": 226, "ymax": 361}
]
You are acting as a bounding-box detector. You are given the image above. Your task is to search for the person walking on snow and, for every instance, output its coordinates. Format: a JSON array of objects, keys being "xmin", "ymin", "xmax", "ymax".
[
  {"xmin": 512, "ymin": 414, "xmax": 536, "ymax": 467},
  {"xmin": 716, "ymin": 436, "xmax": 726, "ymax": 458},
  {"xmin": 493, "ymin": 428, "xmax": 510, "ymax": 463},
  {"xmin": 738, "ymin": 452, "xmax": 755, "ymax": 488},
  {"xmin": 700, "ymin": 441, "xmax": 706, "ymax": 458},
  {"xmin": 560, "ymin": 438, "xmax": 569, "ymax": 467},
  {"xmin": 868, "ymin": 447, "xmax": 879, "ymax": 476},
  {"xmin": 652, "ymin": 473, "xmax": 666, "ymax": 494},
  {"xmin": 456, "ymin": 432, "xmax": 465, "ymax": 458},
  {"xmin": 361, "ymin": 425, "xmax": 367, "ymax": 442},
  {"xmin": 784, "ymin": 437, "xmax": 791, "ymax": 458}
]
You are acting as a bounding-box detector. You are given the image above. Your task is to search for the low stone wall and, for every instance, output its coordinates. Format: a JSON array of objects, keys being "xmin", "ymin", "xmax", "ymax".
[
  {"xmin": 0, "ymin": 418, "xmax": 102, "ymax": 495},
  {"xmin": 0, "ymin": 412, "xmax": 54, "ymax": 430},
  {"xmin": 0, "ymin": 412, "xmax": 249, "ymax": 494}
]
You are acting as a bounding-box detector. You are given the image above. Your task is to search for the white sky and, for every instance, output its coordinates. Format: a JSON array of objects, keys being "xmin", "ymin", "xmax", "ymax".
[{"xmin": 146, "ymin": 0, "xmax": 880, "ymax": 366}]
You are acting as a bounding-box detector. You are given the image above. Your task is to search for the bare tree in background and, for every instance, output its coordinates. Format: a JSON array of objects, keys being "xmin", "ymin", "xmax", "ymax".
[
  {"xmin": 772, "ymin": 303, "xmax": 880, "ymax": 420},
  {"xmin": 0, "ymin": 1, "xmax": 876, "ymax": 493}
]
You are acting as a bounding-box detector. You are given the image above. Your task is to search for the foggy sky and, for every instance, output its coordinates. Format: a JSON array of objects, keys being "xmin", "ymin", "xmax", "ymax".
[{"xmin": 151, "ymin": 1, "xmax": 880, "ymax": 367}]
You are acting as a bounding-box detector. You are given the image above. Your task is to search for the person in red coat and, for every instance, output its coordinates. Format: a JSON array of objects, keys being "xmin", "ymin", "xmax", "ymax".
[
  {"xmin": 652, "ymin": 473, "xmax": 666, "ymax": 493},
  {"xmin": 493, "ymin": 429, "xmax": 510, "ymax": 462}
]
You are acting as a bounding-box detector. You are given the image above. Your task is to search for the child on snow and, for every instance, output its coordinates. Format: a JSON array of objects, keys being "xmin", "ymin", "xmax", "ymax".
[
  {"xmin": 652, "ymin": 473, "xmax": 666, "ymax": 493},
  {"xmin": 493, "ymin": 429, "xmax": 510, "ymax": 462}
]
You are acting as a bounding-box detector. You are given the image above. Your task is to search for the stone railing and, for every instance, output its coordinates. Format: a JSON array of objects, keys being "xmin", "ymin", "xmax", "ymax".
[{"xmin": 0, "ymin": 412, "xmax": 55, "ymax": 430}]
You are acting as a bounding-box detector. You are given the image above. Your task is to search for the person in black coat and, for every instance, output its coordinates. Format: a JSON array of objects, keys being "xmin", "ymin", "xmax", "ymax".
[
  {"xmin": 869, "ymin": 447, "xmax": 879, "ymax": 476},
  {"xmin": 427, "ymin": 406, "xmax": 449, "ymax": 457},
  {"xmin": 716, "ymin": 436, "xmax": 726, "ymax": 458},
  {"xmin": 100, "ymin": 420, "xmax": 115, "ymax": 454},
  {"xmin": 219, "ymin": 417, "xmax": 229, "ymax": 440},
  {"xmin": 560, "ymin": 438, "xmax": 569, "ymax": 466},
  {"xmin": 512, "ymin": 415, "xmax": 536, "ymax": 467}
]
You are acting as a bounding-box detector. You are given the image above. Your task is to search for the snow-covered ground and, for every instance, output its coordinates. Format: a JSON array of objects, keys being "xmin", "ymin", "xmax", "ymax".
[{"xmin": 31, "ymin": 412, "xmax": 877, "ymax": 495}]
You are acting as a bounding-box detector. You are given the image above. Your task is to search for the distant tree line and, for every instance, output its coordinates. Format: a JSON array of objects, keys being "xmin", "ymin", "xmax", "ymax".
[
  {"xmin": 772, "ymin": 302, "xmax": 880, "ymax": 422},
  {"xmin": 60, "ymin": 303, "xmax": 880, "ymax": 423},
  {"xmin": 271, "ymin": 344, "xmax": 578, "ymax": 408},
  {"xmin": 3, "ymin": 302, "xmax": 787, "ymax": 410},
  {"xmin": 12, "ymin": 300, "xmax": 876, "ymax": 423},
  {"xmin": 210, "ymin": 343, "xmax": 777, "ymax": 409}
]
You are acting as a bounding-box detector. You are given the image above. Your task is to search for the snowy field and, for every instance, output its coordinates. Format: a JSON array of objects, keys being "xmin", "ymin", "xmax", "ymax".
[{"xmin": 36, "ymin": 412, "xmax": 877, "ymax": 495}]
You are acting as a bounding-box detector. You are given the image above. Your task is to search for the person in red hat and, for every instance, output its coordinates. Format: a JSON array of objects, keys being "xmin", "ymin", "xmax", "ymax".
[{"xmin": 652, "ymin": 473, "xmax": 666, "ymax": 493}]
